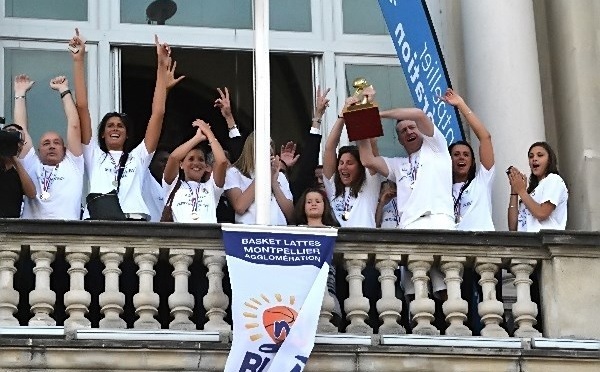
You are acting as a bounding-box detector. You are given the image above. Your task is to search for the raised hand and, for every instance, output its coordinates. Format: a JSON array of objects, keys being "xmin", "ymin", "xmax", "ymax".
[
  {"xmin": 166, "ymin": 59, "xmax": 185, "ymax": 90},
  {"xmin": 214, "ymin": 87, "xmax": 233, "ymax": 119},
  {"xmin": 440, "ymin": 88, "xmax": 465, "ymax": 107},
  {"xmin": 155, "ymin": 34, "xmax": 171, "ymax": 67},
  {"xmin": 68, "ymin": 28, "xmax": 86, "ymax": 61},
  {"xmin": 279, "ymin": 141, "xmax": 299, "ymax": 168},
  {"xmin": 14, "ymin": 74, "xmax": 35, "ymax": 96},
  {"xmin": 343, "ymin": 95, "xmax": 360, "ymax": 111},
  {"xmin": 192, "ymin": 119, "xmax": 209, "ymax": 142},
  {"xmin": 49, "ymin": 76, "xmax": 69, "ymax": 92},
  {"xmin": 315, "ymin": 86, "xmax": 331, "ymax": 118},
  {"xmin": 507, "ymin": 166, "xmax": 527, "ymax": 195},
  {"xmin": 270, "ymin": 155, "xmax": 281, "ymax": 179}
]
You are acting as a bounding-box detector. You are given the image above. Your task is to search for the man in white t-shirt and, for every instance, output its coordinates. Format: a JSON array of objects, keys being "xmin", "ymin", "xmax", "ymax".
[
  {"xmin": 357, "ymin": 107, "xmax": 454, "ymax": 297},
  {"xmin": 14, "ymin": 74, "xmax": 84, "ymax": 220}
]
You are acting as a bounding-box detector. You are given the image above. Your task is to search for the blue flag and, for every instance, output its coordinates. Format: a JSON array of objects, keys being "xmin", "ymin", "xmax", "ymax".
[{"xmin": 378, "ymin": 0, "xmax": 464, "ymax": 144}]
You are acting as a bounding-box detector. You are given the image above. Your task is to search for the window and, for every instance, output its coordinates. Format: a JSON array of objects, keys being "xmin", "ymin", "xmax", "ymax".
[
  {"xmin": 342, "ymin": 0, "xmax": 388, "ymax": 35},
  {"xmin": 5, "ymin": 0, "xmax": 88, "ymax": 21}
]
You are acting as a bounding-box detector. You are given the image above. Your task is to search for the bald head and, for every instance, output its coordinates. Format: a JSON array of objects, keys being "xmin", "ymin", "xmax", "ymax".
[{"xmin": 38, "ymin": 131, "xmax": 65, "ymax": 166}]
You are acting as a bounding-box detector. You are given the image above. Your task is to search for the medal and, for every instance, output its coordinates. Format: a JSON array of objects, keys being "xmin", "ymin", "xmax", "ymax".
[
  {"xmin": 40, "ymin": 191, "xmax": 51, "ymax": 201},
  {"xmin": 112, "ymin": 180, "xmax": 118, "ymax": 187},
  {"xmin": 191, "ymin": 212, "xmax": 199, "ymax": 220},
  {"xmin": 342, "ymin": 211, "xmax": 350, "ymax": 221}
]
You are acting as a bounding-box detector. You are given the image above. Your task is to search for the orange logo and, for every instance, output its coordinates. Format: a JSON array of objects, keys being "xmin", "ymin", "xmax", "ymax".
[{"xmin": 243, "ymin": 293, "xmax": 298, "ymax": 344}]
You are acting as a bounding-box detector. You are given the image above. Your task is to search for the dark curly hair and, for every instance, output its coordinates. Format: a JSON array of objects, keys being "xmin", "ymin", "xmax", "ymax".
[
  {"xmin": 295, "ymin": 188, "xmax": 340, "ymax": 227},
  {"xmin": 333, "ymin": 145, "xmax": 366, "ymax": 199},
  {"xmin": 527, "ymin": 141, "xmax": 560, "ymax": 194},
  {"xmin": 97, "ymin": 112, "xmax": 133, "ymax": 153}
]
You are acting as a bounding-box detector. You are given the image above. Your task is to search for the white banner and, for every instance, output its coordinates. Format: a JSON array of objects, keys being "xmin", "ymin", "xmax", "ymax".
[{"xmin": 222, "ymin": 224, "xmax": 337, "ymax": 372}]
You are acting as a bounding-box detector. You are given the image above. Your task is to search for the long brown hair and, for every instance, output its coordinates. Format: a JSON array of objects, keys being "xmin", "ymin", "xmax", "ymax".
[
  {"xmin": 295, "ymin": 188, "xmax": 340, "ymax": 227},
  {"xmin": 333, "ymin": 145, "xmax": 366, "ymax": 198},
  {"xmin": 527, "ymin": 141, "xmax": 560, "ymax": 194}
]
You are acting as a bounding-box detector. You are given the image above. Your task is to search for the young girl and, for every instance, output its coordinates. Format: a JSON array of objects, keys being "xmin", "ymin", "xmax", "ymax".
[
  {"xmin": 224, "ymin": 133, "xmax": 294, "ymax": 225},
  {"xmin": 507, "ymin": 142, "xmax": 568, "ymax": 231},
  {"xmin": 162, "ymin": 120, "xmax": 227, "ymax": 223},
  {"xmin": 322, "ymin": 97, "xmax": 380, "ymax": 227},
  {"xmin": 441, "ymin": 88, "xmax": 495, "ymax": 231}
]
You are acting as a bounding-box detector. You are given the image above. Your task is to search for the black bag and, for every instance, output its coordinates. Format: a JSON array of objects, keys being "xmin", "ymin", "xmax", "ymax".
[
  {"xmin": 86, "ymin": 152, "xmax": 128, "ymax": 221},
  {"xmin": 160, "ymin": 179, "xmax": 182, "ymax": 222}
]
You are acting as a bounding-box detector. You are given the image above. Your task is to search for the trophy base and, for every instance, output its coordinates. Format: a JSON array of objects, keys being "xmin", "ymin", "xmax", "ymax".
[{"xmin": 343, "ymin": 105, "xmax": 383, "ymax": 141}]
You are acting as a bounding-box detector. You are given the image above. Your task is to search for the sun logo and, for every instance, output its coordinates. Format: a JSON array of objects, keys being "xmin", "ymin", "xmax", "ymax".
[{"xmin": 243, "ymin": 293, "xmax": 298, "ymax": 344}]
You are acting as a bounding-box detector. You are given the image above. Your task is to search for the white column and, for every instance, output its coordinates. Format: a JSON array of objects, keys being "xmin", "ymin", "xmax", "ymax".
[
  {"xmin": 28, "ymin": 245, "xmax": 56, "ymax": 326},
  {"xmin": 475, "ymin": 258, "xmax": 508, "ymax": 338},
  {"xmin": 461, "ymin": 0, "xmax": 546, "ymax": 230},
  {"xmin": 510, "ymin": 259, "xmax": 541, "ymax": 337},
  {"xmin": 64, "ymin": 246, "xmax": 92, "ymax": 331},
  {"xmin": 375, "ymin": 256, "xmax": 405, "ymax": 335},
  {"xmin": 317, "ymin": 288, "xmax": 337, "ymax": 334},
  {"xmin": 0, "ymin": 246, "xmax": 20, "ymax": 326},
  {"xmin": 202, "ymin": 251, "xmax": 230, "ymax": 332},
  {"xmin": 343, "ymin": 254, "xmax": 372, "ymax": 335},
  {"xmin": 408, "ymin": 255, "xmax": 439, "ymax": 336},
  {"xmin": 441, "ymin": 256, "xmax": 471, "ymax": 336},
  {"xmin": 99, "ymin": 247, "xmax": 127, "ymax": 329},
  {"xmin": 169, "ymin": 249, "xmax": 195, "ymax": 331},
  {"xmin": 133, "ymin": 249, "xmax": 160, "ymax": 329}
]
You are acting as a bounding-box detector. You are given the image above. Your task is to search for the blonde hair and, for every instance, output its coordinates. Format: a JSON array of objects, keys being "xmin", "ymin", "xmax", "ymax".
[{"xmin": 233, "ymin": 132, "xmax": 255, "ymax": 177}]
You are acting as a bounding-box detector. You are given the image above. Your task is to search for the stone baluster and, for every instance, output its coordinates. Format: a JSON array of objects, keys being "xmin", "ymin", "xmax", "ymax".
[
  {"xmin": 202, "ymin": 250, "xmax": 230, "ymax": 331},
  {"xmin": 28, "ymin": 245, "xmax": 57, "ymax": 326},
  {"xmin": 99, "ymin": 246, "xmax": 127, "ymax": 329},
  {"xmin": 343, "ymin": 254, "xmax": 372, "ymax": 334},
  {"xmin": 441, "ymin": 256, "xmax": 471, "ymax": 336},
  {"xmin": 64, "ymin": 246, "xmax": 92, "ymax": 331},
  {"xmin": 510, "ymin": 259, "xmax": 541, "ymax": 337},
  {"xmin": 375, "ymin": 255, "xmax": 405, "ymax": 335},
  {"xmin": 133, "ymin": 248, "xmax": 160, "ymax": 329},
  {"xmin": 407, "ymin": 255, "xmax": 439, "ymax": 335},
  {"xmin": 0, "ymin": 245, "xmax": 20, "ymax": 326},
  {"xmin": 475, "ymin": 258, "xmax": 508, "ymax": 337},
  {"xmin": 169, "ymin": 249, "xmax": 195, "ymax": 330},
  {"xmin": 317, "ymin": 287, "xmax": 337, "ymax": 334}
]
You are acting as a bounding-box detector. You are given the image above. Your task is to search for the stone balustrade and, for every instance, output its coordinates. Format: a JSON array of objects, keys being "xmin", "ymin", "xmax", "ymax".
[{"xmin": 0, "ymin": 219, "xmax": 599, "ymax": 343}]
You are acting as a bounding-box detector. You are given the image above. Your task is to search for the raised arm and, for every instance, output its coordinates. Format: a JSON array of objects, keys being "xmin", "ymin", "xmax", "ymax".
[
  {"xmin": 163, "ymin": 120, "xmax": 208, "ymax": 185},
  {"xmin": 215, "ymin": 87, "xmax": 244, "ymax": 162},
  {"xmin": 380, "ymin": 107, "xmax": 434, "ymax": 137},
  {"xmin": 69, "ymin": 28, "xmax": 92, "ymax": 145},
  {"xmin": 144, "ymin": 35, "xmax": 172, "ymax": 154},
  {"xmin": 441, "ymin": 88, "xmax": 494, "ymax": 170},
  {"xmin": 199, "ymin": 121, "xmax": 227, "ymax": 188},
  {"xmin": 356, "ymin": 138, "xmax": 389, "ymax": 177},
  {"xmin": 50, "ymin": 76, "xmax": 82, "ymax": 156},
  {"xmin": 323, "ymin": 96, "xmax": 358, "ymax": 179},
  {"xmin": 271, "ymin": 155, "xmax": 294, "ymax": 223},
  {"xmin": 13, "ymin": 75, "xmax": 35, "ymax": 158}
]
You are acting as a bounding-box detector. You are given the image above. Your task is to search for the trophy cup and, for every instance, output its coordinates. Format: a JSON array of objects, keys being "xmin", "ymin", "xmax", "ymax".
[{"xmin": 342, "ymin": 77, "xmax": 383, "ymax": 141}]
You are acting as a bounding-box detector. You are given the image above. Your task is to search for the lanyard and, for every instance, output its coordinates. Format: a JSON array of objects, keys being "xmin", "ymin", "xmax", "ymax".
[
  {"xmin": 184, "ymin": 181, "xmax": 201, "ymax": 213},
  {"xmin": 40, "ymin": 164, "xmax": 58, "ymax": 193},
  {"xmin": 391, "ymin": 198, "xmax": 399, "ymax": 226},
  {"xmin": 408, "ymin": 153, "xmax": 419, "ymax": 186},
  {"xmin": 107, "ymin": 152, "xmax": 121, "ymax": 185}
]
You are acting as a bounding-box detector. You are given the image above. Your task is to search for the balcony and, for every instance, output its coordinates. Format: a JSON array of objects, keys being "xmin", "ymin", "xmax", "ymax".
[{"xmin": 0, "ymin": 219, "xmax": 599, "ymax": 371}]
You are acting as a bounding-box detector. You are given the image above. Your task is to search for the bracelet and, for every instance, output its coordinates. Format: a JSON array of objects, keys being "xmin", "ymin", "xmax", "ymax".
[
  {"xmin": 338, "ymin": 114, "xmax": 343, "ymax": 119},
  {"xmin": 227, "ymin": 124, "xmax": 237, "ymax": 131},
  {"xmin": 279, "ymin": 158, "xmax": 288, "ymax": 169},
  {"xmin": 312, "ymin": 118, "xmax": 321, "ymax": 123},
  {"xmin": 14, "ymin": 95, "xmax": 25, "ymax": 100},
  {"xmin": 60, "ymin": 90, "xmax": 72, "ymax": 99},
  {"xmin": 509, "ymin": 205, "xmax": 516, "ymax": 208},
  {"xmin": 510, "ymin": 193, "xmax": 518, "ymax": 196}
]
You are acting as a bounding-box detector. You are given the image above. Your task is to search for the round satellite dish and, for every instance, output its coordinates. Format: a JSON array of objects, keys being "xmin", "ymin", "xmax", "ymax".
[{"xmin": 146, "ymin": 0, "xmax": 177, "ymax": 25}]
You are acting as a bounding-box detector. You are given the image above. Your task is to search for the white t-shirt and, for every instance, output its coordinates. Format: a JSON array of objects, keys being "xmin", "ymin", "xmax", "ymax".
[
  {"xmin": 323, "ymin": 170, "xmax": 381, "ymax": 228},
  {"xmin": 83, "ymin": 140, "xmax": 152, "ymax": 218},
  {"xmin": 453, "ymin": 164, "xmax": 495, "ymax": 231},
  {"xmin": 143, "ymin": 169, "xmax": 165, "ymax": 222},
  {"xmin": 517, "ymin": 173, "xmax": 568, "ymax": 232},
  {"xmin": 383, "ymin": 127, "xmax": 454, "ymax": 228},
  {"xmin": 380, "ymin": 198, "xmax": 400, "ymax": 228},
  {"xmin": 223, "ymin": 167, "xmax": 292, "ymax": 225},
  {"xmin": 21, "ymin": 147, "xmax": 84, "ymax": 220},
  {"xmin": 163, "ymin": 176, "xmax": 223, "ymax": 223}
]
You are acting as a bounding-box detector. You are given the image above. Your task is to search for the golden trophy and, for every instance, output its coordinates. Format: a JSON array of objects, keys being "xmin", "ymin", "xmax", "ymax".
[{"xmin": 342, "ymin": 77, "xmax": 383, "ymax": 141}]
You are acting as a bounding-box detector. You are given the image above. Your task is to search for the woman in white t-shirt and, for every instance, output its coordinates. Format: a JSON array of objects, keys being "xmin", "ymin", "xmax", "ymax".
[
  {"xmin": 441, "ymin": 89, "xmax": 495, "ymax": 231},
  {"xmin": 507, "ymin": 142, "xmax": 568, "ymax": 232},
  {"xmin": 322, "ymin": 97, "xmax": 380, "ymax": 228},
  {"xmin": 224, "ymin": 132, "xmax": 294, "ymax": 225},
  {"xmin": 71, "ymin": 31, "xmax": 183, "ymax": 220},
  {"xmin": 162, "ymin": 120, "xmax": 227, "ymax": 223}
]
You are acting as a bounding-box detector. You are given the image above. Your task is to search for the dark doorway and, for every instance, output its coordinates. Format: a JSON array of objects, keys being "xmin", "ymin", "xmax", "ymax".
[{"xmin": 120, "ymin": 46, "xmax": 315, "ymax": 154}]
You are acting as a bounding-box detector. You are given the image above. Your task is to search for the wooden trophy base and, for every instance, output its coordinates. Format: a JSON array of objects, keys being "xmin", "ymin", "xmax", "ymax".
[{"xmin": 343, "ymin": 104, "xmax": 383, "ymax": 141}]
